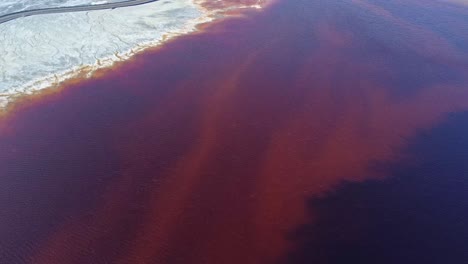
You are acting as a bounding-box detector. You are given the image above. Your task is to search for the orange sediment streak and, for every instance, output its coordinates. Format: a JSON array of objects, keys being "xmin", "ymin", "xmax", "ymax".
[{"xmin": 1, "ymin": 0, "xmax": 468, "ymax": 263}]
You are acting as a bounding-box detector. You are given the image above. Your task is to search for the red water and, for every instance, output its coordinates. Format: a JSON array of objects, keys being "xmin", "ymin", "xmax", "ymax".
[{"xmin": 1, "ymin": 0, "xmax": 468, "ymax": 263}]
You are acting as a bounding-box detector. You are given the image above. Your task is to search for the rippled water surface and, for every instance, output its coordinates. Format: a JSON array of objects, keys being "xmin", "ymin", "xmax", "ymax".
[{"xmin": 1, "ymin": 0, "xmax": 468, "ymax": 263}]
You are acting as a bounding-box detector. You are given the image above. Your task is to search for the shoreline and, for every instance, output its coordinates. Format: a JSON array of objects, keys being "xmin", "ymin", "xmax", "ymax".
[
  {"xmin": 1, "ymin": 0, "xmax": 468, "ymax": 262},
  {"xmin": 0, "ymin": 8, "xmax": 213, "ymax": 109},
  {"xmin": 0, "ymin": 0, "xmax": 266, "ymax": 112}
]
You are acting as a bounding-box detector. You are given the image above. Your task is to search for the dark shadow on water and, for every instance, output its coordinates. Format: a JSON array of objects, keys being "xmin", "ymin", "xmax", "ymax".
[{"xmin": 284, "ymin": 111, "xmax": 468, "ymax": 264}]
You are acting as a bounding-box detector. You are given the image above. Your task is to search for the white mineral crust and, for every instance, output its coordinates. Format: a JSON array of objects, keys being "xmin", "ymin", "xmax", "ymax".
[{"xmin": 0, "ymin": 0, "xmax": 210, "ymax": 108}]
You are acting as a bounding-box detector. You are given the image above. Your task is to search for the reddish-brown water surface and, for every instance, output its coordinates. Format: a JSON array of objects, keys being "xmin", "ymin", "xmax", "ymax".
[{"xmin": 1, "ymin": 0, "xmax": 468, "ymax": 263}]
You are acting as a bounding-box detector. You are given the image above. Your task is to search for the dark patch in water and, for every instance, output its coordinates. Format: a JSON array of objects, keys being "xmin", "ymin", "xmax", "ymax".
[
  {"xmin": 285, "ymin": 111, "xmax": 468, "ymax": 263},
  {"xmin": 1, "ymin": 0, "xmax": 468, "ymax": 263}
]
